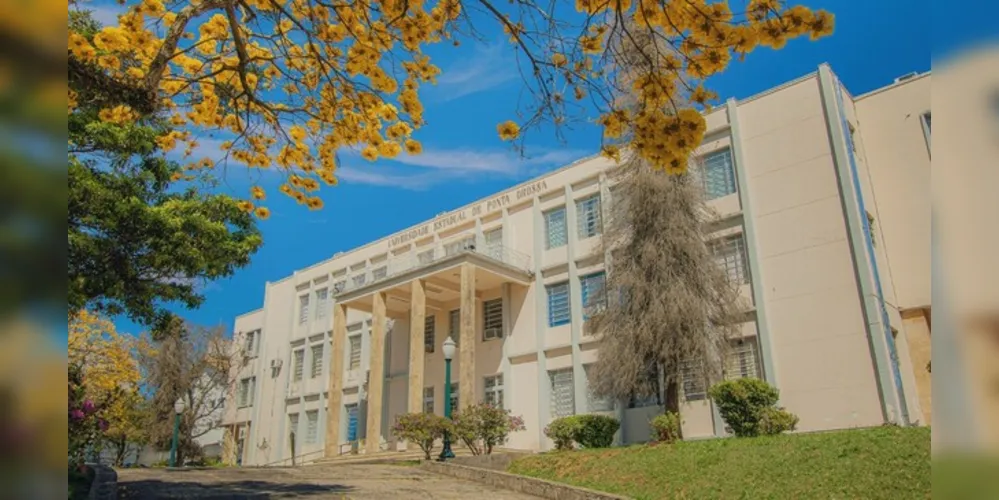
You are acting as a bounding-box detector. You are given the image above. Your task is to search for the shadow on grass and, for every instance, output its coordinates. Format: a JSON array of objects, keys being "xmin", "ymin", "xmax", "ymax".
[{"xmin": 117, "ymin": 479, "xmax": 355, "ymax": 499}]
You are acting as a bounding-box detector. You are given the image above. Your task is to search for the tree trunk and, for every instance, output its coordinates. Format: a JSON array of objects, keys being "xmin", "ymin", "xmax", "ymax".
[
  {"xmin": 663, "ymin": 380, "xmax": 683, "ymax": 440},
  {"xmin": 113, "ymin": 437, "xmax": 128, "ymax": 467}
]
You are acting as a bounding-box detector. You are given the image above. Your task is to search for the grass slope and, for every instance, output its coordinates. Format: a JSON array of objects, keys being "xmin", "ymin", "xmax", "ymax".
[{"xmin": 507, "ymin": 426, "xmax": 930, "ymax": 500}]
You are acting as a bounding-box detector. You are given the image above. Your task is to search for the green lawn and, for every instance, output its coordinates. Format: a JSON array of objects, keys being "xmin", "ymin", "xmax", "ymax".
[{"xmin": 507, "ymin": 426, "xmax": 930, "ymax": 500}]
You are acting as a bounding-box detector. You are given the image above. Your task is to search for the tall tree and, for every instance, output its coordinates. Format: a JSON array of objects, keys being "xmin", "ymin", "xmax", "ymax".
[
  {"xmin": 137, "ymin": 319, "xmax": 239, "ymax": 465},
  {"xmin": 68, "ymin": 10, "xmax": 263, "ymax": 335},
  {"xmin": 67, "ymin": 0, "xmax": 833, "ymax": 214}
]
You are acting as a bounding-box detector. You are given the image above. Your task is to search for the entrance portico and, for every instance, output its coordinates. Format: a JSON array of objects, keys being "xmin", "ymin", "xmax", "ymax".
[{"xmin": 323, "ymin": 245, "xmax": 532, "ymax": 457}]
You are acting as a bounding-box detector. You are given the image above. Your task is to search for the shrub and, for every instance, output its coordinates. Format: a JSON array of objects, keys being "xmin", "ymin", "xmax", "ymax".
[
  {"xmin": 544, "ymin": 417, "xmax": 582, "ymax": 451},
  {"xmin": 452, "ymin": 403, "xmax": 526, "ymax": 455},
  {"xmin": 759, "ymin": 407, "xmax": 799, "ymax": 435},
  {"xmin": 650, "ymin": 412, "xmax": 681, "ymax": 444},
  {"xmin": 68, "ymin": 363, "xmax": 107, "ymax": 471},
  {"xmin": 392, "ymin": 412, "xmax": 453, "ymax": 460},
  {"xmin": 709, "ymin": 378, "xmax": 798, "ymax": 437},
  {"xmin": 544, "ymin": 415, "xmax": 620, "ymax": 450}
]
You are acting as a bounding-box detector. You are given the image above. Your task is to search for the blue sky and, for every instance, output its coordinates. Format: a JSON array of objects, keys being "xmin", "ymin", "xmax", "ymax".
[{"xmin": 79, "ymin": 0, "xmax": 985, "ymax": 338}]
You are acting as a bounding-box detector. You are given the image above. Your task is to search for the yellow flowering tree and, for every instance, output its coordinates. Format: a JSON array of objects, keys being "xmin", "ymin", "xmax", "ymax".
[{"xmin": 68, "ymin": 0, "xmax": 833, "ymax": 215}]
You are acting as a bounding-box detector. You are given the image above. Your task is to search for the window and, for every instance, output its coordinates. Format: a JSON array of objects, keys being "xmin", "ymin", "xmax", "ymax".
[
  {"xmin": 348, "ymin": 335, "xmax": 362, "ymax": 371},
  {"xmin": 424, "ymin": 315, "xmax": 435, "ymax": 353},
  {"xmin": 352, "ymin": 273, "xmax": 366, "ymax": 288},
  {"xmin": 448, "ymin": 309, "xmax": 460, "ymax": 343},
  {"xmin": 709, "ymin": 234, "xmax": 749, "ymax": 284},
  {"xmin": 333, "ymin": 280, "xmax": 346, "ymax": 294},
  {"xmin": 549, "ymin": 368, "xmax": 575, "ymax": 418},
  {"xmin": 725, "ymin": 338, "xmax": 760, "ymax": 380},
  {"xmin": 449, "ymin": 383, "xmax": 459, "ymax": 412},
  {"xmin": 423, "ymin": 387, "xmax": 435, "ymax": 413},
  {"xmin": 293, "ymin": 349, "xmax": 305, "ymax": 382},
  {"xmin": 580, "ymin": 272, "xmax": 607, "ymax": 320},
  {"xmin": 417, "ymin": 249, "xmax": 434, "ymax": 265},
  {"xmin": 680, "ymin": 360, "xmax": 707, "ymax": 401},
  {"xmin": 298, "ymin": 295, "xmax": 310, "ymax": 324},
  {"xmin": 243, "ymin": 329, "xmax": 260, "ymax": 357},
  {"xmin": 238, "ymin": 377, "xmax": 256, "ymax": 407},
  {"xmin": 921, "ymin": 111, "xmax": 931, "ymax": 157},
  {"xmin": 628, "ymin": 364, "xmax": 661, "ymax": 408},
  {"xmin": 310, "ymin": 344, "xmax": 324, "ymax": 379},
  {"xmin": 484, "ymin": 228, "xmax": 503, "ymax": 260},
  {"xmin": 445, "ymin": 237, "xmax": 474, "ymax": 256},
  {"xmin": 584, "ymin": 365, "xmax": 613, "ymax": 412},
  {"xmin": 546, "ymin": 282, "xmax": 571, "ymax": 327},
  {"xmin": 484, "ymin": 374, "xmax": 504, "ymax": 408},
  {"xmin": 576, "ymin": 195, "xmax": 602, "ymax": 239},
  {"xmin": 544, "ymin": 207, "xmax": 567, "ymax": 249},
  {"xmin": 305, "ymin": 410, "xmax": 319, "ymax": 444},
  {"xmin": 288, "ymin": 413, "xmax": 300, "ymax": 439},
  {"xmin": 700, "ymin": 148, "xmax": 736, "ymax": 200},
  {"xmin": 372, "ymin": 266, "xmax": 387, "ymax": 281},
  {"xmin": 483, "ymin": 299, "xmax": 503, "ymax": 340},
  {"xmin": 315, "ymin": 288, "xmax": 329, "ymax": 319}
]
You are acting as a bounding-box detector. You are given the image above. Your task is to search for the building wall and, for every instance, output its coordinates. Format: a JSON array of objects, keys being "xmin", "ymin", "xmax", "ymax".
[{"xmin": 223, "ymin": 65, "xmax": 932, "ymax": 464}]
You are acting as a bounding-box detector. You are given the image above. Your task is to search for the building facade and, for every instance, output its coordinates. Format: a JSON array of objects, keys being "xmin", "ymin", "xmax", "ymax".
[{"xmin": 221, "ymin": 64, "xmax": 932, "ymax": 466}]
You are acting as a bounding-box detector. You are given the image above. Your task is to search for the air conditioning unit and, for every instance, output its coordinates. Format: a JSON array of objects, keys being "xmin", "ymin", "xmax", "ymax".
[
  {"xmin": 484, "ymin": 327, "xmax": 503, "ymax": 340},
  {"xmin": 271, "ymin": 358, "xmax": 283, "ymax": 369}
]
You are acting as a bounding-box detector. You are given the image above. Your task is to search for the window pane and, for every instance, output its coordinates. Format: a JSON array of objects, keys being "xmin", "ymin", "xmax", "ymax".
[
  {"xmin": 681, "ymin": 360, "xmax": 706, "ymax": 401},
  {"xmin": 424, "ymin": 316, "xmax": 435, "ymax": 353},
  {"xmin": 726, "ymin": 338, "xmax": 761, "ymax": 380},
  {"xmin": 348, "ymin": 336, "xmax": 362, "ymax": 371},
  {"xmin": 449, "ymin": 309, "xmax": 460, "ymax": 343},
  {"xmin": 289, "ymin": 413, "xmax": 299, "ymax": 439},
  {"xmin": 584, "ymin": 365, "xmax": 613, "ymax": 412},
  {"xmin": 709, "ymin": 234, "xmax": 748, "ymax": 285},
  {"xmin": 547, "ymin": 282, "xmax": 571, "ymax": 327},
  {"xmin": 423, "ymin": 387, "xmax": 434, "ymax": 414},
  {"xmin": 311, "ymin": 344, "xmax": 324, "ymax": 378},
  {"xmin": 549, "ymin": 368, "xmax": 575, "ymax": 418},
  {"xmin": 580, "ymin": 272, "xmax": 607, "ymax": 320},
  {"xmin": 315, "ymin": 289, "xmax": 329, "ymax": 318},
  {"xmin": 576, "ymin": 195, "xmax": 602, "ymax": 239},
  {"xmin": 293, "ymin": 350, "xmax": 305, "ymax": 381},
  {"xmin": 484, "ymin": 374, "xmax": 504, "ymax": 408},
  {"xmin": 306, "ymin": 411, "xmax": 319, "ymax": 443},
  {"xmin": 545, "ymin": 208, "xmax": 567, "ymax": 249},
  {"xmin": 485, "ymin": 229, "xmax": 503, "ymax": 260},
  {"xmin": 299, "ymin": 295, "xmax": 310, "ymax": 324},
  {"xmin": 483, "ymin": 299, "xmax": 503, "ymax": 339},
  {"xmin": 450, "ymin": 383, "xmax": 459, "ymax": 412},
  {"xmin": 701, "ymin": 148, "xmax": 736, "ymax": 200}
]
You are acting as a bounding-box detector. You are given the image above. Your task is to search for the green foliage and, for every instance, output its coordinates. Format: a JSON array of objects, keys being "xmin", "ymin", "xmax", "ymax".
[
  {"xmin": 545, "ymin": 415, "xmax": 620, "ymax": 450},
  {"xmin": 452, "ymin": 403, "xmax": 526, "ymax": 455},
  {"xmin": 68, "ymin": 363, "xmax": 107, "ymax": 470},
  {"xmin": 650, "ymin": 412, "xmax": 681, "ymax": 444},
  {"xmin": 708, "ymin": 378, "xmax": 797, "ymax": 437},
  {"xmin": 759, "ymin": 407, "xmax": 799, "ymax": 436},
  {"xmin": 392, "ymin": 413, "xmax": 453, "ymax": 460}
]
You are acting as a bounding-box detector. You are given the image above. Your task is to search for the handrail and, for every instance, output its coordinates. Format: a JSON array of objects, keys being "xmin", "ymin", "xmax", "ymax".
[{"xmin": 258, "ymin": 448, "xmax": 326, "ymax": 467}]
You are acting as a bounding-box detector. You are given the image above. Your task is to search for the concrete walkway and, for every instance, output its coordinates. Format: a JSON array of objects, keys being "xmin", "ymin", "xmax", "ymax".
[{"xmin": 117, "ymin": 462, "xmax": 541, "ymax": 499}]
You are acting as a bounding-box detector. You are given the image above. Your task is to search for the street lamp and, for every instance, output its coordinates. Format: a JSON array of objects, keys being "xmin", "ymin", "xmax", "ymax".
[
  {"xmin": 169, "ymin": 398, "xmax": 186, "ymax": 468},
  {"xmin": 439, "ymin": 336, "xmax": 456, "ymax": 461}
]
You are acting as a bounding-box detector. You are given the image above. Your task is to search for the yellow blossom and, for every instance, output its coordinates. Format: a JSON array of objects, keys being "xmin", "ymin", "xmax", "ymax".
[{"xmin": 497, "ymin": 120, "xmax": 520, "ymax": 141}]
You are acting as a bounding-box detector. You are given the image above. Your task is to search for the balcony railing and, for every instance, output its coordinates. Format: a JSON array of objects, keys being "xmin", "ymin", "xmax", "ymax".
[{"xmin": 335, "ymin": 240, "xmax": 532, "ymax": 296}]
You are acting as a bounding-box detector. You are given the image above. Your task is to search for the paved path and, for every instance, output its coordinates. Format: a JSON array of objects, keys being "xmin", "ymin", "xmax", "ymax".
[{"xmin": 117, "ymin": 463, "xmax": 540, "ymax": 499}]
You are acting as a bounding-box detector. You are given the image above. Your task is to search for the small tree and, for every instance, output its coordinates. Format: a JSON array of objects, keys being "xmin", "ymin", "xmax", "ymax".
[
  {"xmin": 451, "ymin": 403, "xmax": 526, "ymax": 455},
  {"xmin": 650, "ymin": 412, "xmax": 682, "ymax": 444},
  {"xmin": 709, "ymin": 378, "xmax": 798, "ymax": 437},
  {"xmin": 392, "ymin": 413, "xmax": 452, "ymax": 460}
]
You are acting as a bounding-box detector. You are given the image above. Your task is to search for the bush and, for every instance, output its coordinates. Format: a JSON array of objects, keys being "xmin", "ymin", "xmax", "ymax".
[
  {"xmin": 650, "ymin": 412, "xmax": 681, "ymax": 444},
  {"xmin": 759, "ymin": 407, "xmax": 799, "ymax": 435},
  {"xmin": 452, "ymin": 403, "xmax": 526, "ymax": 455},
  {"xmin": 544, "ymin": 415, "xmax": 620, "ymax": 450},
  {"xmin": 709, "ymin": 378, "xmax": 797, "ymax": 437},
  {"xmin": 392, "ymin": 412, "xmax": 452, "ymax": 460}
]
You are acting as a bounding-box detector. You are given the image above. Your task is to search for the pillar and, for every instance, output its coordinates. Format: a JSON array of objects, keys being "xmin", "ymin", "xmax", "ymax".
[
  {"xmin": 366, "ymin": 292, "xmax": 387, "ymax": 454},
  {"xmin": 459, "ymin": 263, "xmax": 476, "ymax": 409},
  {"xmin": 408, "ymin": 280, "xmax": 427, "ymax": 414},
  {"xmin": 323, "ymin": 303, "xmax": 347, "ymax": 457}
]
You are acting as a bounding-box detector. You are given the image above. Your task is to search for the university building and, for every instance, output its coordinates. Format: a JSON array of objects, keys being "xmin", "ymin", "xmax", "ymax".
[{"xmin": 220, "ymin": 64, "xmax": 932, "ymax": 466}]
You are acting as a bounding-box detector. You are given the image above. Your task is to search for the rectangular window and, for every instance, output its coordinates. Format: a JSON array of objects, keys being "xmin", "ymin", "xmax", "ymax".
[
  {"xmin": 549, "ymin": 368, "xmax": 575, "ymax": 418},
  {"xmin": 584, "ymin": 364, "xmax": 613, "ymax": 412},
  {"xmin": 352, "ymin": 274, "xmax": 366, "ymax": 288},
  {"xmin": 546, "ymin": 282, "xmax": 571, "ymax": 327},
  {"xmin": 310, "ymin": 344, "xmax": 324, "ymax": 379},
  {"xmin": 681, "ymin": 360, "xmax": 707, "ymax": 401},
  {"xmin": 315, "ymin": 288, "xmax": 329, "ymax": 319},
  {"xmin": 580, "ymin": 272, "xmax": 607, "ymax": 320},
  {"xmin": 709, "ymin": 234, "xmax": 749, "ymax": 285},
  {"xmin": 483, "ymin": 299, "xmax": 503, "ymax": 340},
  {"xmin": 921, "ymin": 111, "xmax": 931, "ymax": 157},
  {"xmin": 293, "ymin": 349, "xmax": 305, "ymax": 382},
  {"xmin": 701, "ymin": 148, "xmax": 737, "ymax": 200},
  {"xmin": 298, "ymin": 295, "xmax": 310, "ymax": 324},
  {"xmin": 372, "ymin": 266, "xmax": 387, "ymax": 281},
  {"xmin": 628, "ymin": 365, "xmax": 661, "ymax": 408},
  {"xmin": 484, "ymin": 374, "xmax": 504, "ymax": 407},
  {"xmin": 423, "ymin": 387, "xmax": 435, "ymax": 414},
  {"xmin": 348, "ymin": 335, "xmax": 362, "ymax": 371},
  {"xmin": 544, "ymin": 207, "xmax": 568, "ymax": 249},
  {"xmin": 576, "ymin": 195, "xmax": 603, "ymax": 239},
  {"xmin": 417, "ymin": 249, "xmax": 434, "ymax": 265},
  {"xmin": 448, "ymin": 309, "xmax": 460, "ymax": 343},
  {"xmin": 424, "ymin": 315, "xmax": 436, "ymax": 353},
  {"xmin": 305, "ymin": 410, "xmax": 319, "ymax": 444},
  {"xmin": 243, "ymin": 329, "xmax": 260, "ymax": 357},
  {"xmin": 288, "ymin": 413, "xmax": 299, "ymax": 439},
  {"xmin": 484, "ymin": 228, "xmax": 503, "ymax": 260},
  {"xmin": 238, "ymin": 377, "xmax": 256, "ymax": 407},
  {"xmin": 450, "ymin": 383, "xmax": 459, "ymax": 412},
  {"xmin": 725, "ymin": 338, "xmax": 761, "ymax": 380}
]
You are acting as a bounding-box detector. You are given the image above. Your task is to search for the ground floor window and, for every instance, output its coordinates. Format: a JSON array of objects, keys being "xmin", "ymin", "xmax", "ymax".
[
  {"xmin": 484, "ymin": 374, "xmax": 504, "ymax": 408},
  {"xmin": 549, "ymin": 368, "xmax": 575, "ymax": 418}
]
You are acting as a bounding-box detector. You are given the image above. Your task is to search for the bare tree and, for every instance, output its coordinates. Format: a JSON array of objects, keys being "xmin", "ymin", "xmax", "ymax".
[
  {"xmin": 586, "ymin": 19, "xmax": 745, "ymax": 432},
  {"xmin": 137, "ymin": 318, "xmax": 239, "ymax": 465}
]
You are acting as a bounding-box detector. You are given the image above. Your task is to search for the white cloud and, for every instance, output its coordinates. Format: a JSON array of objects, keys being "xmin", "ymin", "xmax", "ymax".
[{"xmin": 431, "ymin": 43, "xmax": 519, "ymax": 101}]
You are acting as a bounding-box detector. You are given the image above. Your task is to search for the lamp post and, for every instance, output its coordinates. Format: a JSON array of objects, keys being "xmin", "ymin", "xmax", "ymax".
[
  {"xmin": 169, "ymin": 398, "xmax": 185, "ymax": 468},
  {"xmin": 439, "ymin": 336, "xmax": 456, "ymax": 461}
]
